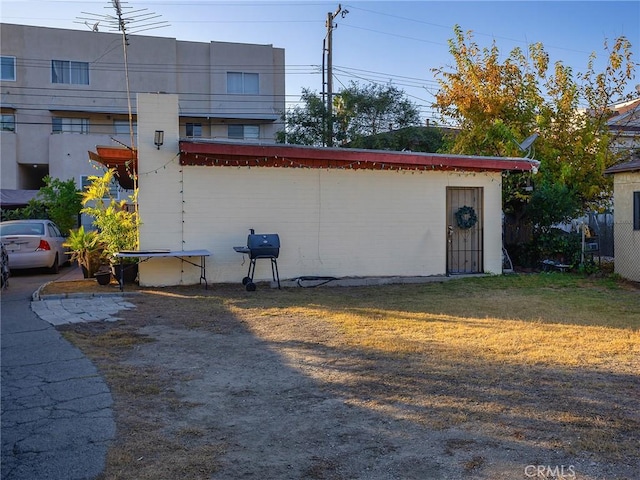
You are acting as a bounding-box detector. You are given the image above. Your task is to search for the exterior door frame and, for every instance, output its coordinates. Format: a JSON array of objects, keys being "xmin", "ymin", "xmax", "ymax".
[{"xmin": 446, "ymin": 187, "xmax": 484, "ymax": 275}]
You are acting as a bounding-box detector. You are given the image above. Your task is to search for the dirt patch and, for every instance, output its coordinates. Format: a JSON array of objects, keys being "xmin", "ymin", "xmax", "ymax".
[{"xmin": 59, "ymin": 282, "xmax": 639, "ymax": 480}]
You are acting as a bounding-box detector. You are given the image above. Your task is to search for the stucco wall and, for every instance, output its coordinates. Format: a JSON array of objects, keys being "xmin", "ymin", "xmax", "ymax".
[
  {"xmin": 1, "ymin": 23, "xmax": 285, "ymax": 190},
  {"xmin": 0, "ymin": 132, "xmax": 17, "ymax": 189},
  {"xmin": 48, "ymin": 132, "xmax": 126, "ymax": 184},
  {"xmin": 612, "ymin": 171, "xmax": 640, "ymax": 282},
  {"xmin": 136, "ymin": 94, "xmax": 504, "ymax": 287}
]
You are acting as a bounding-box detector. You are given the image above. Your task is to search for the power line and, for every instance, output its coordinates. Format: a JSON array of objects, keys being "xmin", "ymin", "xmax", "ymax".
[{"xmin": 343, "ymin": 3, "xmax": 594, "ymax": 56}]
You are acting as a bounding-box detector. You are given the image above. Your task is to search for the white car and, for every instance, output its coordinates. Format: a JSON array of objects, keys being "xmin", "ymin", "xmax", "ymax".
[{"xmin": 0, "ymin": 220, "xmax": 69, "ymax": 273}]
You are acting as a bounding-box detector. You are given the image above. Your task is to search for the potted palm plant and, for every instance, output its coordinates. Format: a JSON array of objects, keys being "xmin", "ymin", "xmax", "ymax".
[{"xmin": 63, "ymin": 226, "xmax": 106, "ymax": 279}]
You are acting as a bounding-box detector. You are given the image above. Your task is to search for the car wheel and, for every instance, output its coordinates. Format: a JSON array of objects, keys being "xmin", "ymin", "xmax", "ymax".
[{"xmin": 48, "ymin": 254, "xmax": 60, "ymax": 274}]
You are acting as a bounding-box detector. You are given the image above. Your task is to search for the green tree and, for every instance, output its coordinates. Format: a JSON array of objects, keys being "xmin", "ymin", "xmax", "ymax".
[
  {"xmin": 276, "ymin": 88, "xmax": 327, "ymax": 146},
  {"xmin": 347, "ymin": 126, "xmax": 444, "ymax": 153},
  {"xmin": 38, "ymin": 176, "xmax": 82, "ymax": 235},
  {"xmin": 335, "ymin": 82, "xmax": 422, "ymax": 145},
  {"xmin": 1, "ymin": 177, "xmax": 81, "ymax": 233},
  {"xmin": 432, "ymin": 25, "xmax": 635, "ymax": 227},
  {"xmin": 277, "ymin": 82, "xmax": 422, "ymax": 147}
]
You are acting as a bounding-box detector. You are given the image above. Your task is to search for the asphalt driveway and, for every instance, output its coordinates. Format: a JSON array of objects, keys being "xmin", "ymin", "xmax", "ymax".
[{"xmin": 1, "ymin": 267, "xmax": 115, "ymax": 480}]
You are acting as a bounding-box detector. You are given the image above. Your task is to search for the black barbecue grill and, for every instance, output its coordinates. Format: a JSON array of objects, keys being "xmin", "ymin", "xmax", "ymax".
[{"xmin": 233, "ymin": 229, "xmax": 281, "ymax": 291}]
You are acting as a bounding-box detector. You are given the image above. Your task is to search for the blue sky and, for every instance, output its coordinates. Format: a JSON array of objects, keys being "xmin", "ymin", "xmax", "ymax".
[{"xmin": 2, "ymin": 0, "xmax": 638, "ymax": 121}]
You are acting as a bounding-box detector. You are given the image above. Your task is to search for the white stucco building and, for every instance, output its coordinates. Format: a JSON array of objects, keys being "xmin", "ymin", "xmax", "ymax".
[
  {"xmin": 108, "ymin": 93, "xmax": 539, "ymax": 287},
  {"xmin": 0, "ymin": 23, "xmax": 285, "ymax": 195},
  {"xmin": 604, "ymin": 158, "xmax": 640, "ymax": 282}
]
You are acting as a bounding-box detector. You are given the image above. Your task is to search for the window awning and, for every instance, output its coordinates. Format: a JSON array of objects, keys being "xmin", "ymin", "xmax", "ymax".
[
  {"xmin": 0, "ymin": 189, "xmax": 40, "ymax": 207},
  {"xmin": 87, "ymin": 146, "xmax": 137, "ymax": 190}
]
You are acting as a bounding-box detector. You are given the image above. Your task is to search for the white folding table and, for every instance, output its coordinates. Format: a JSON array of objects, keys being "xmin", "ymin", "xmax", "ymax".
[{"xmin": 114, "ymin": 249, "xmax": 211, "ymax": 291}]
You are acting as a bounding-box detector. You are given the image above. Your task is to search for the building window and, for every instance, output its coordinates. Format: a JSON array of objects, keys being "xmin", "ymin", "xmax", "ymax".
[
  {"xmin": 186, "ymin": 123, "xmax": 202, "ymax": 137},
  {"xmin": 227, "ymin": 72, "xmax": 259, "ymax": 94},
  {"xmin": 114, "ymin": 120, "xmax": 137, "ymax": 135},
  {"xmin": 81, "ymin": 175, "xmax": 120, "ymax": 199},
  {"xmin": 1, "ymin": 114, "xmax": 15, "ymax": 132},
  {"xmin": 228, "ymin": 125, "xmax": 259, "ymax": 140},
  {"xmin": 51, "ymin": 60, "xmax": 89, "ymax": 85},
  {"xmin": 1, "ymin": 56, "xmax": 16, "ymax": 81},
  {"xmin": 634, "ymin": 191, "xmax": 640, "ymax": 230},
  {"xmin": 52, "ymin": 117, "xmax": 89, "ymax": 134}
]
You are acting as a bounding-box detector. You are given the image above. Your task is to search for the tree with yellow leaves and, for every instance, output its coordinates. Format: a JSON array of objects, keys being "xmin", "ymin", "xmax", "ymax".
[{"xmin": 433, "ymin": 25, "xmax": 635, "ymax": 228}]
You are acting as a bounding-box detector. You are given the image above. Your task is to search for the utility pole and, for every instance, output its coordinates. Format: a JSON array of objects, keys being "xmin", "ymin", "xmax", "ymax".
[{"xmin": 323, "ymin": 4, "xmax": 347, "ymax": 147}]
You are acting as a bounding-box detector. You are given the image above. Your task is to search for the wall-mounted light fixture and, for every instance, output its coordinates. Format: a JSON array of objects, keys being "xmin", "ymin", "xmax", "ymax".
[{"xmin": 154, "ymin": 130, "xmax": 164, "ymax": 149}]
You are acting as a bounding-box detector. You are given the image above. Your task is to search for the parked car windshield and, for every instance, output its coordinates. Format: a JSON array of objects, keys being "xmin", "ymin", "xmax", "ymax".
[{"xmin": 0, "ymin": 223, "xmax": 46, "ymax": 236}]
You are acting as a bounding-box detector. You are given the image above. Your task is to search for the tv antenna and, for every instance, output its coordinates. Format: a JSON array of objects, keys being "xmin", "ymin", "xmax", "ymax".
[
  {"xmin": 76, "ymin": 1, "xmax": 169, "ymax": 154},
  {"xmin": 76, "ymin": 1, "xmax": 169, "ymax": 232},
  {"xmin": 83, "ymin": 21, "xmax": 100, "ymax": 32}
]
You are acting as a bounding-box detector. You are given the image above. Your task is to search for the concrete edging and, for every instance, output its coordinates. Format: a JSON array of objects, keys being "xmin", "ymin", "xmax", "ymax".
[{"xmin": 32, "ymin": 281, "xmax": 140, "ymax": 301}]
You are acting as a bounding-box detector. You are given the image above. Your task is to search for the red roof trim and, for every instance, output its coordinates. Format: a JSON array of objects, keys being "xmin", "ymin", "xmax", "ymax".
[{"xmin": 179, "ymin": 140, "xmax": 539, "ymax": 172}]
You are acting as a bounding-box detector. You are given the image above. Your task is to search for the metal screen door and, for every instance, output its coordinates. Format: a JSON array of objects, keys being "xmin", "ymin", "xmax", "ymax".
[{"xmin": 447, "ymin": 187, "xmax": 483, "ymax": 274}]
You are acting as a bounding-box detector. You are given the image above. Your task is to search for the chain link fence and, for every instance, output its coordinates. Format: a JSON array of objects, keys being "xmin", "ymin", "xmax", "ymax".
[
  {"xmin": 503, "ymin": 212, "xmax": 619, "ymax": 270},
  {"xmin": 502, "ymin": 211, "xmax": 640, "ymax": 279},
  {"xmin": 613, "ymin": 221, "xmax": 640, "ymax": 282}
]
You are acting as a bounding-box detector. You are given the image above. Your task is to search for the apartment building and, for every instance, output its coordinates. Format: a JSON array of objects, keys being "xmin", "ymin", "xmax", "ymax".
[
  {"xmin": 0, "ymin": 23, "xmax": 285, "ymax": 193},
  {"xmin": 608, "ymin": 95, "xmax": 640, "ymax": 159}
]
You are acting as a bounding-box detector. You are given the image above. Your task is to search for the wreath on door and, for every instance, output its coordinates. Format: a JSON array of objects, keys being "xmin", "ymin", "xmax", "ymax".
[{"xmin": 455, "ymin": 205, "xmax": 478, "ymax": 230}]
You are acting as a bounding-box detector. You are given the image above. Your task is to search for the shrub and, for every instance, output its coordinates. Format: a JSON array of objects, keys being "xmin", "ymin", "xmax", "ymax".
[
  {"xmin": 536, "ymin": 228, "xmax": 582, "ymax": 266},
  {"xmin": 1, "ymin": 199, "xmax": 48, "ymax": 221},
  {"xmin": 1, "ymin": 177, "xmax": 82, "ymax": 235},
  {"xmin": 38, "ymin": 176, "xmax": 82, "ymax": 235},
  {"xmin": 81, "ymin": 169, "xmax": 139, "ymax": 264},
  {"xmin": 63, "ymin": 226, "xmax": 105, "ymax": 278}
]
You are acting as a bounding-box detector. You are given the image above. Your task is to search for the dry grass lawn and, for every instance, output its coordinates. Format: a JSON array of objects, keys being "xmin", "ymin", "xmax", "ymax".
[{"xmin": 55, "ymin": 273, "xmax": 640, "ymax": 479}]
